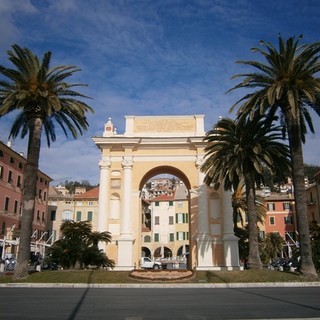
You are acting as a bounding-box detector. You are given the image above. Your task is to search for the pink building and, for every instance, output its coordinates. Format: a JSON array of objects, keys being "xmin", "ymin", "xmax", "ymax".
[
  {"xmin": 263, "ymin": 193, "xmax": 297, "ymax": 254},
  {"xmin": 0, "ymin": 141, "xmax": 52, "ymax": 259}
]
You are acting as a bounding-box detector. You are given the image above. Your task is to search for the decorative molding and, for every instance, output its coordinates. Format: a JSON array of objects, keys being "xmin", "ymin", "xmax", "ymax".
[{"xmin": 99, "ymin": 159, "xmax": 111, "ymax": 169}]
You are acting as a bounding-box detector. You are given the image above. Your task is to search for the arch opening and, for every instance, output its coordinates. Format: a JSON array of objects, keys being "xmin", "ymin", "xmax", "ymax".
[{"xmin": 139, "ymin": 167, "xmax": 191, "ymax": 269}]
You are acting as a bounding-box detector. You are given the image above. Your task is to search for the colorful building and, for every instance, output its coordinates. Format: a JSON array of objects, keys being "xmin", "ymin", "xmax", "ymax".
[
  {"xmin": 305, "ymin": 171, "xmax": 320, "ymax": 223},
  {"xmin": 0, "ymin": 140, "xmax": 52, "ymax": 259}
]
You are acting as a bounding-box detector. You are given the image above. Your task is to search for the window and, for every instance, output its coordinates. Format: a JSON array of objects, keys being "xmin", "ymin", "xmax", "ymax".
[
  {"xmin": 283, "ymin": 202, "xmax": 290, "ymax": 210},
  {"xmin": 155, "ymin": 202, "xmax": 159, "ymax": 207},
  {"xmin": 169, "ymin": 216, "xmax": 174, "ymax": 225},
  {"xmin": 43, "ymin": 191, "xmax": 46, "ymax": 201},
  {"xmin": 36, "ymin": 210, "xmax": 40, "ymax": 221},
  {"xmin": 176, "ymin": 213, "xmax": 188, "ymax": 224},
  {"xmin": 154, "ymin": 233, "xmax": 159, "ymax": 242},
  {"xmin": 177, "ymin": 201, "xmax": 183, "ymax": 208},
  {"xmin": 259, "ymin": 231, "xmax": 265, "ymax": 239},
  {"xmin": 62, "ymin": 210, "xmax": 72, "ymax": 220},
  {"xmin": 155, "ymin": 216, "xmax": 159, "ymax": 225},
  {"xmin": 87, "ymin": 211, "xmax": 93, "ymax": 221},
  {"xmin": 269, "ymin": 216, "xmax": 275, "ymax": 225},
  {"xmin": 88, "ymin": 201, "xmax": 94, "ymax": 206},
  {"xmin": 39, "ymin": 189, "xmax": 42, "ymax": 199},
  {"xmin": 176, "ymin": 231, "xmax": 189, "ymax": 240},
  {"xmin": 284, "ymin": 216, "xmax": 293, "ymax": 224},
  {"xmin": 76, "ymin": 211, "xmax": 82, "ymax": 221},
  {"xmin": 0, "ymin": 165, "xmax": 3, "ymax": 179},
  {"xmin": 4, "ymin": 197, "xmax": 9, "ymax": 211},
  {"xmin": 17, "ymin": 175, "xmax": 21, "ymax": 188},
  {"xmin": 169, "ymin": 233, "xmax": 174, "ymax": 242},
  {"xmin": 8, "ymin": 170, "xmax": 13, "ymax": 183},
  {"xmin": 169, "ymin": 201, "xmax": 173, "ymax": 206},
  {"xmin": 267, "ymin": 203, "xmax": 275, "ymax": 211},
  {"xmin": 144, "ymin": 235, "xmax": 151, "ymax": 243},
  {"xmin": 10, "ymin": 157, "xmax": 14, "ymax": 164},
  {"xmin": 1, "ymin": 222, "xmax": 5, "ymax": 235},
  {"xmin": 51, "ymin": 210, "xmax": 56, "ymax": 221},
  {"xmin": 42, "ymin": 212, "xmax": 45, "ymax": 222},
  {"xmin": 14, "ymin": 200, "xmax": 18, "ymax": 214},
  {"xmin": 310, "ymin": 192, "xmax": 314, "ymax": 204}
]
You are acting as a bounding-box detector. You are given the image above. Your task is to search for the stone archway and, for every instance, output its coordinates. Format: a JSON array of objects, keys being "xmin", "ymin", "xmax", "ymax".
[{"xmin": 93, "ymin": 115, "xmax": 240, "ymax": 271}]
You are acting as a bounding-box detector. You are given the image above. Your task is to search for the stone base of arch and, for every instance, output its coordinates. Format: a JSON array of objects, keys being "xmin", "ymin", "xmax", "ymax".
[{"xmin": 115, "ymin": 235, "xmax": 134, "ymax": 271}]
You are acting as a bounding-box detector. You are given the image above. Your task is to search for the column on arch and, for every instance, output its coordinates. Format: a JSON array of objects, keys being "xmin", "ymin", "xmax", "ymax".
[
  {"xmin": 97, "ymin": 158, "xmax": 111, "ymax": 233},
  {"xmin": 117, "ymin": 157, "xmax": 134, "ymax": 270},
  {"xmin": 195, "ymin": 156, "xmax": 214, "ymax": 269}
]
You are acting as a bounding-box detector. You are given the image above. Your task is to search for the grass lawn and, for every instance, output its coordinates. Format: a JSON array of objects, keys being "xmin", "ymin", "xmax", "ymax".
[{"xmin": 0, "ymin": 269, "xmax": 318, "ymax": 284}]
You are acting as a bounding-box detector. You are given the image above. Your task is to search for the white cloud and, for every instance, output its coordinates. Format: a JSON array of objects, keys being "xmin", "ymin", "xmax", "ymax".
[{"xmin": 1, "ymin": 0, "xmax": 320, "ymax": 186}]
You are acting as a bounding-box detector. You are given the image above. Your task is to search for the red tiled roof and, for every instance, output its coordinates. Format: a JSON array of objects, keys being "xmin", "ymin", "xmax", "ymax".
[
  {"xmin": 74, "ymin": 186, "xmax": 99, "ymax": 199},
  {"xmin": 151, "ymin": 193, "xmax": 175, "ymax": 201}
]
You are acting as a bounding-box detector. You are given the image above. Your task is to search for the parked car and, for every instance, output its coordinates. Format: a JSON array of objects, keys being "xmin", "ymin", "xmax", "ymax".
[
  {"xmin": 140, "ymin": 257, "xmax": 162, "ymax": 270},
  {"xmin": 268, "ymin": 258, "xmax": 299, "ymax": 272}
]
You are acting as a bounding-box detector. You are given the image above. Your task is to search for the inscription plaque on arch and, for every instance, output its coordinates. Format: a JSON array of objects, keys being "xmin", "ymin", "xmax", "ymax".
[{"xmin": 134, "ymin": 118, "xmax": 196, "ymax": 133}]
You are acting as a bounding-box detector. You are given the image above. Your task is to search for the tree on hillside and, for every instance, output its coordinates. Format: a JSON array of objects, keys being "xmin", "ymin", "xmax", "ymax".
[
  {"xmin": 0, "ymin": 45, "xmax": 93, "ymax": 279},
  {"xmin": 201, "ymin": 115, "xmax": 291, "ymax": 269},
  {"xmin": 228, "ymin": 35, "xmax": 320, "ymax": 277}
]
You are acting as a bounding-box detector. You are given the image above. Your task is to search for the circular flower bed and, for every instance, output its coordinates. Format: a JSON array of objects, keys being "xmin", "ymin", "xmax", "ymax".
[{"xmin": 129, "ymin": 269, "xmax": 194, "ymax": 281}]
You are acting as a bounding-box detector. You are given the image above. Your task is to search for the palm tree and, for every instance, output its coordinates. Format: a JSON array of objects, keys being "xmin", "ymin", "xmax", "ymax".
[
  {"xmin": 0, "ymin": 45, "xmax": 93, "ymax": 279},
  {"xmin": 232, "ymin": 183, "xmax": 266, "ymax": 269},
  {"xmin": 88, "ymin": 231, "xmax": 112, "ymax": 249},
  {"xmin": 228, "ymin": 35, "xmax": 320, "ymax": 277},
  {"xmin": 232, "ymin": 183, "xmax": 266, "ymax": 231},
  {"xmin": 201, "ymin": 115, "xmax": 291, "ymax": 269},
  {"xmin": 262, "ymin": 232, "xmax": 285, "ymax": 264},
  {"xmin": 48, "ymin": 221, "xmax": 114, "ymax": 269}
]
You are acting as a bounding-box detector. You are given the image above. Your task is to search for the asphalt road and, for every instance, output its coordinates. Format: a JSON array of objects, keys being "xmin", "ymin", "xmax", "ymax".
[{"xmin": 1, "ymin": 287, "xmax": 320, "ymax": 320}]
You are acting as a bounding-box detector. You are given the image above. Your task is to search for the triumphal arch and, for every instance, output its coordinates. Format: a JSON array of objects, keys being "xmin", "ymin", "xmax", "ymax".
[{"xmin": 92, "ymin": 115, "xmax": 240, "ymax": 270}]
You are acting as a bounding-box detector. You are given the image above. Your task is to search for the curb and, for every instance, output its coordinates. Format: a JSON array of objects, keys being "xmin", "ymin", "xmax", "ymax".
[{"xmin": 1, "ymin": 282, "xmax": 320, "ymax": 288}]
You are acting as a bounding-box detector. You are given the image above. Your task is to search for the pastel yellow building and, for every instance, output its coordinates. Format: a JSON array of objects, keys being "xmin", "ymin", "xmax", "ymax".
[{"xmin": 92, "ymin": 115, "xmax": 240, "ymax": 270}]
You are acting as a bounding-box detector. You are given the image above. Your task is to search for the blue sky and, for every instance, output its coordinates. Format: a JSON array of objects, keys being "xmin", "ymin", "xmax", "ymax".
[{"xmin": 0, "ymin": 0, "xmax": 320, "ymax": 185}]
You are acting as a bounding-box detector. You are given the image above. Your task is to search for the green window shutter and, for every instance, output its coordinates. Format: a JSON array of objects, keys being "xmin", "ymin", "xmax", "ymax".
[
  {"xmin": 176, "ymin": 214, "xmax": 178, "ymax": 224},
  {"xmin": 186, "ymin": 213, "xmax": 189, "ymax": 223},
  {"xmin": 87, "ymin": 211, "xmax": 93, "ymax": 221},
  {"xmin": 170, "ymin": 233, "xmax": 174, "ymax": 241},
  {"xmin": 76, "ymin": 211, "xmax": 81, "ymax": 221},
  {"xmin": 154, "ymin": 233, "xmax": 159, "ymax": 242},
  {"xmin": 155, "ymin": 202, "xmax": 159, "ymax": 206},
  {"xmin": 169, "ymin": 201, "xmax": 173, "ymax": 206}
]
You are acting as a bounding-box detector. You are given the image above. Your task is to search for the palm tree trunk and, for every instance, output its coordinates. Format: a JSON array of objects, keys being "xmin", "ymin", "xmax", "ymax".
[
  {"xmin": 286, "ymin": 114, "xmax": 317, "ymax": 278},
  {"xmin": 13, "ymin": 118, "xmax": 42, "ymax": 279},
  {"xmin": 245, "ymin": 173, "xmax": 262, "ymax": 269}
]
